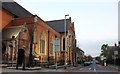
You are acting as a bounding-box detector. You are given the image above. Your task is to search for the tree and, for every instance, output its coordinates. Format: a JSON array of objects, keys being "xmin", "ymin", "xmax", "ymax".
[{"xmin": 101, "ymin": 44, "xmax": 108, "ymax": 57}]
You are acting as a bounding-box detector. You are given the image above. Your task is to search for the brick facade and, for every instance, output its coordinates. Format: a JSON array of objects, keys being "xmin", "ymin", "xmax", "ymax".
[{"xmin": 1, "ymin": 2, "xmax": 76, "ymax": 68}]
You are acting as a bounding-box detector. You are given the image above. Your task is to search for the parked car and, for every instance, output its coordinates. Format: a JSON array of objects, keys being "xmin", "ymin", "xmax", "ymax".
[{"xmin": 83, "ymin": 61, "xmax": 92, "ymax": 66}]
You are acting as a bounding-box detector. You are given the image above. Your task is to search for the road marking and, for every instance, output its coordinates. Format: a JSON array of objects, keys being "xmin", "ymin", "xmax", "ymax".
[
  {"xmin": 93, "ymin": 65, "xmax": 97, "ymax": 74},
  {"xmin": 89, "ymin": 68, "xmax": 91, "ymax": 70},
  {"xmin": 94, "ymin": 69, "xmax": 98, "ymax": 74},
  {"xmin": 94, "ymin": 68, "xmax": 96, "ymax": 71},
  {"xmin": 79, "ymin": 68, "xmax": 83, "ymax": 70}
]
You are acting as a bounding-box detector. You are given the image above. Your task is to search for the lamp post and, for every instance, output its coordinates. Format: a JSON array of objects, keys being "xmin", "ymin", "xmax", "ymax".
[
  {"xmin": 114, "ymin": 50, "xmax": 118, "ymax": 67},
  {"xmin": 64, "ymin": 14, "xmax": 69, "ymax": 69}
]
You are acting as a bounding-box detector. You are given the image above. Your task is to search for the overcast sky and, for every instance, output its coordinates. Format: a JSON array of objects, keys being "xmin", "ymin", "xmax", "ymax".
[{"xmin": 14, "ymin": 0, "xmax": 119, "ymax": 57}]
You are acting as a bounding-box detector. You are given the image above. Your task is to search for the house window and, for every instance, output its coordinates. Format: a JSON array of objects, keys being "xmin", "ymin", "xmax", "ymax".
[
  {"xmin": 50, "ymin": 37, "xmax": 53, "ymax": 56},
  {"xmin": 40, "ymin": 31, "xmax": 46, "ymax": 55}
]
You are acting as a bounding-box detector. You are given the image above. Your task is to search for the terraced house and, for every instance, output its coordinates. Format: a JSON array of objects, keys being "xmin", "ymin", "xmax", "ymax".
[{"xmin": 1, "ymin": 1, "xmax": 76, "ymax": 68}]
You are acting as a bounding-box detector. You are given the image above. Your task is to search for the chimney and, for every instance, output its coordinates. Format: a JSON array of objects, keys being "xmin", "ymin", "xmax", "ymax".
[
  {"xmin": 69, "ymin": 17, "xmax": 71, "ymax": 20},
  {"xmin": 12, "ymin": 36, "xmax": 15, "ymax": 39}
]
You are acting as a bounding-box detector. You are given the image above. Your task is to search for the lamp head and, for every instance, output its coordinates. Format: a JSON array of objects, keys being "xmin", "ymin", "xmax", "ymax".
[{"xmin": 65, "ymin": 14, "xmax": 69, "ymax": 16}]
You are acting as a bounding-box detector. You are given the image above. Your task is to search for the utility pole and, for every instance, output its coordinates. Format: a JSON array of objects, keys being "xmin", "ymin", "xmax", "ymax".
[
  {"xmin": 56, "ymin": 52, "xmax": 58, "ymax": 71},
  {"xmin": 114, "ymin": 51, "xmax": 118, "ymax": 67},
  {"xmin": 64, "ymin": 14, "xmax": 69, "ymax": 69},
  {"xmin": 48, "ymin": 30, "xmax": 50, "ymax": 68}
]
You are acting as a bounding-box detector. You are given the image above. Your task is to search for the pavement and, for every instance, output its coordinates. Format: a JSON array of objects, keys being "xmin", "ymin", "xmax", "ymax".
[
  {"xmin": 1, "ymin": 64, "xmax": 81, "ymax": 72},
  {"xmin": 108, "ymin": 64, "xmax": 120, "ymax": 71},
  {"xmin": 7, "ymin": 66, "xmax": 42, "ymax": 70},
  {"xmin": 0, "ymin": 64, "xmax": 7, "ymax": 68},
  {"xmin": 1, "ymin": 62, "xmax": 120, "ymax": 74}
]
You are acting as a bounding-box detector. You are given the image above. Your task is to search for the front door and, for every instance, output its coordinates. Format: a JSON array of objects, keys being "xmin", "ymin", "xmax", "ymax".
[{"xmin": 16, "ymin": 49, "xmax": 25, "ymax": 69}]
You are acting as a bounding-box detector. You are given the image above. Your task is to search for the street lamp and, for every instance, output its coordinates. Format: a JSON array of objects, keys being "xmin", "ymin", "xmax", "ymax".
[
  {"xmin": 114, "ymin": 50, "xmax": 118, "ymax": 67},
  {"xmin": 64, "ymin": 14, "xmax": 69, "ymax": 69}
]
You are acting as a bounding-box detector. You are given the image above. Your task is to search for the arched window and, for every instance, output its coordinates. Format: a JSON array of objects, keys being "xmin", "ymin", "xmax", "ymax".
[
  {"xmin": 40, "ymin": 31, "xmax": 46, "ymax": 55},
  {"xmin": 50, "ymin": 37, "xmax": 53, "ymax": 56}
]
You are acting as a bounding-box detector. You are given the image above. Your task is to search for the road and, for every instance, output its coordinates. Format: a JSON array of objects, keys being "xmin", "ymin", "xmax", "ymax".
[
  {"xmin": 64, "ymin": 60, "xmax": 119, "ymax": 74},
  {"xmin": 1, "ymin": 60, "xmax": 120, "ymax": 74},
  {"xmin": 70, "ymin": 59, "xmax": 119, "ymax": 74},
  {"xmin": 77, "ymin": 61, "xmax": 118, "ymax": 72}
]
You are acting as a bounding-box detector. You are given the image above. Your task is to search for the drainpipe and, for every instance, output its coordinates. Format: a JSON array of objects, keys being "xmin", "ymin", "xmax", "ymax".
[
  {"xmin": 29, "ymin": 30, "xmax": 33, "ymax": 67},
  {"xmin": 29, "ymin": 16, "xmax": 38, "ymax": 67},
  {"xmin": 16, "ymin": 32, "xmax": 20, "ymax": 69},
  {"xmin": 55, "ymin": 35, "xmax": 57, "ymax": 65},
  {"xmin": 48, "ymin": 30, "xmax": 50, "ymax": 68},
  {"xmin": 11, "ymin": 36, "xmax": 15, "ymax": 67},
  {"xmin": 28, "ymin": 22, "xmax": 35, "ymax": 67}
]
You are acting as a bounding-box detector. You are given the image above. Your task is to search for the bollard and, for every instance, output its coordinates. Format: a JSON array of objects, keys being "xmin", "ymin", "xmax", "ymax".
[{"xmin": 104, "ymin": 62, "xmax": 106, "ymax": 67}]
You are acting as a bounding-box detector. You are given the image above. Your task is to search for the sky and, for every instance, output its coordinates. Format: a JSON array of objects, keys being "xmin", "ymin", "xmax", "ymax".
[{"xmin": 14, "ymin": 0, "xmax": 119, "ymax": 57}]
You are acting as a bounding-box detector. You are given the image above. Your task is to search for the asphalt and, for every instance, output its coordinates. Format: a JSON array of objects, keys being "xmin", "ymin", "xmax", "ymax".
[
  {"xmin": 77, "ymin": 60, "xmax": 119, "ymax": 72},
  {"xmin": 1, "ymin": 61, "xmax": 120, "ymax": 74}
]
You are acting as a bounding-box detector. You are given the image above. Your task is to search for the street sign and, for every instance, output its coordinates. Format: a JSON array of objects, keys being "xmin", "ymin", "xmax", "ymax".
[
  {"xmin": 54, "ymin": 38, "xmax": 60, "ymax": 52},
  {"xmin": 54, "ymin": 38, "xmax": 60, "ymax": 71}
]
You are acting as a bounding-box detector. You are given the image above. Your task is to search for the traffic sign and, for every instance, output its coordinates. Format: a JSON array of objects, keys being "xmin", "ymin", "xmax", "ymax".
[{"xmin": 54, "ymin": 38, "xmax": 60, "ymax": 52}]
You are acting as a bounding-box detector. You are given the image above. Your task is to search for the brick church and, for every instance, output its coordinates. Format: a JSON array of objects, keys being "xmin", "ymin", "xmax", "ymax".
[{"xmin": 1, "ymin": 1, "xmax": 76, "ymax": 68}]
